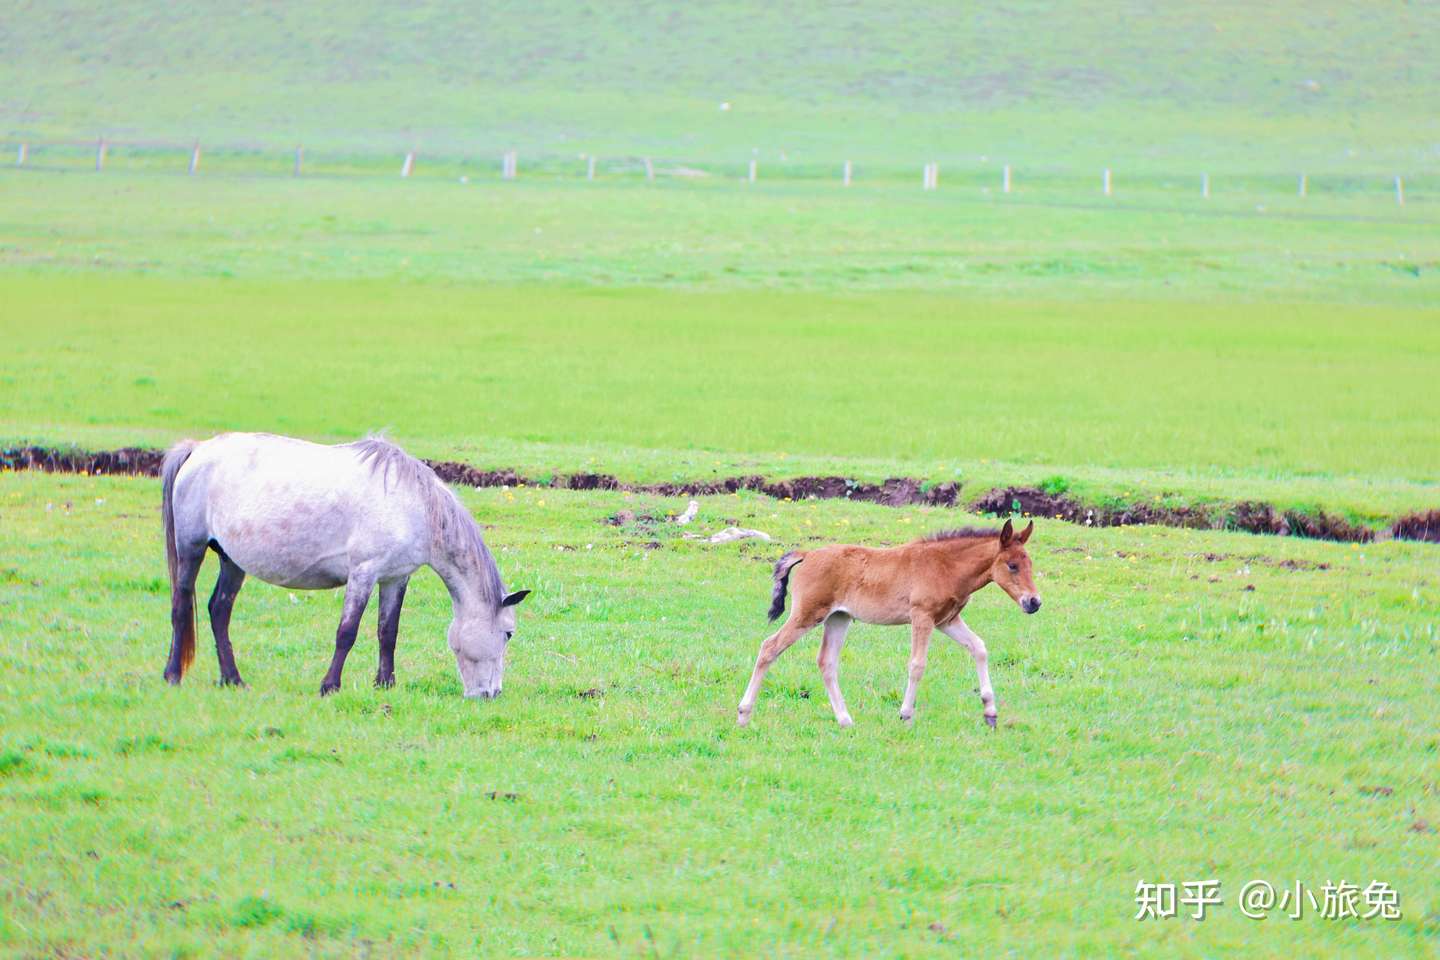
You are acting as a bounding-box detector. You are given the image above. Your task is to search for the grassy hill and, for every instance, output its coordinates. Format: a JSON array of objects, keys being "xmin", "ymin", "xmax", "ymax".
[{"xmin": 3, "ymin": 1, "xmax": 1438, "ymax": 170}]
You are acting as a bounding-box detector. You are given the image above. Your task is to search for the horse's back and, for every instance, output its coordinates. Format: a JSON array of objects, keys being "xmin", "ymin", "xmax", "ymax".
[
  {"xmin": 789, "ymin": 542, "xmax": 916, "ymax": 625},
  {"xmin": 174, "ymin": 433, "xmax": 431, "ymax": 589}
]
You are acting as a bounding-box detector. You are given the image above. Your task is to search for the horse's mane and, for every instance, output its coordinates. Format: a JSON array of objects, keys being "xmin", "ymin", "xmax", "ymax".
[
  {"xmin": 921, "ymin": 527, "xmax": 1000, "ymax": 542},
  {"xmin": 348, "ymin": 436, "xmax": 505, "ymax": 604}
]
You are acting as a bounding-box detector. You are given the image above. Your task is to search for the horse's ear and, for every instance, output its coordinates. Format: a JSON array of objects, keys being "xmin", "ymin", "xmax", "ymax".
[
  {"xmin": 501, "ymin": 589, "xmax": 530, "ymax": 607},
  {"xmin": 999, "ymin": 519, "xmax": 1014, "ymax": 546},
  {"xmin": 1018, "ymin": 520, "xmax": 1034, "ymax": 544}
]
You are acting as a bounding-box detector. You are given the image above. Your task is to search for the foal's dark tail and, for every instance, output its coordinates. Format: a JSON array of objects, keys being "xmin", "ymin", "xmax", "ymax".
[
  {"xmin": 162, "ymin": 440, "xmax": 199, "ymax": 679},
  {"xmin": 768, "ymin": 552, "xmax": 805, "ymax": 622}
]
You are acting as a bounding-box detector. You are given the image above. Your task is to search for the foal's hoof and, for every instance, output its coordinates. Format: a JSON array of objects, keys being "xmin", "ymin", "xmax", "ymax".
[{"xmin": 984, "ymin": 714, "xmax": 997, "ymax": 729}]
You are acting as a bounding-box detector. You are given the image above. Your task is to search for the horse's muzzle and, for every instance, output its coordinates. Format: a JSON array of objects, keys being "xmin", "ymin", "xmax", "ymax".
[{"xmin": 1021, "ymin": 596, "xmax": 1042, "ymax": 615}]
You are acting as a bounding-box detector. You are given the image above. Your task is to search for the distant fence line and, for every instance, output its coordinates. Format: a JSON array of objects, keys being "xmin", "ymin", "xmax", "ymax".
[{"xmin": 2, "ymin": 135, "xmax": 1430, "ymax": 205}]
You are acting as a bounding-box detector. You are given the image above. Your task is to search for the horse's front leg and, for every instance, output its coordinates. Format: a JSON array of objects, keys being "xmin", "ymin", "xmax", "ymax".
[
  {"xmin": 319, "ymin": 569, "xmax": 377, "ymax": 696},
  {"xmin": 375, "ymin": 576, "xmax": 409, "ymax": 688},
  {"xmin": 940, "ymin": 617, "xmax": 996, "ymax": 728},
  {"xmin": 899, "ymin": 612, "xmax": 935, "ymax": 722}
]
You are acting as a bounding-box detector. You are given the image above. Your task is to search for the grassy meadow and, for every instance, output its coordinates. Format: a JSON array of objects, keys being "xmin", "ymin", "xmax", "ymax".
[
  {"xmin": 3, "ymin": 0, "xmax": 1440, "ymax": 955},
  {"xmin": 2, "ymin": 470, "xmax": 1437, "ymax": 957}
]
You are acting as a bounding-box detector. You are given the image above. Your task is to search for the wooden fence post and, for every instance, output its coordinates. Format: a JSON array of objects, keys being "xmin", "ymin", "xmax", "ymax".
[
  {"xmin": 842, "ymin": 159, "xmax": 852, "ymax": 186},
  {"xmin": 501, "ymin": 150, "xmax": 516, "ymax": 180},
  {"xmin": 401, "ymin": 151, "xmax": 415, "ymax": 178},
  {"xmin": 1298, "ymin": 173, "xmax": 1307, "ymax": 197},
  {"xmin": 1003, "ymin": 164, "xmax": 1011, "ymax": 193},
  {"xmin": 922, "ymin": 162, "xmax": 938, "ymax": 190},
  {"xmin": 188, "ymin": 141, "xmax": 201, "ymax": 175},
  {"xmin": 15, "ymin": 143, "xmax": 25, "ymax": 166},
  {"xmin": 293, "ymin": 146, "xmax": 303, "ymax": 176},
  {"xmin": 1395, "ymin": 175, "xmax": 1405, "ymax": 206},
  {"xmin": 748, "ymin": 158, "xmax": 757, "ymax": 183},
  {"xmin": 1201, "ymin": 173, "xmax": 1209, "ymax": 198},
  {"xmin": 587, "ymin": 155, "xmax": 595, "ymax": 181},
  {"xmin": 644, "ymin": 157, "xmax": 654, "ymax": 181},
  {"xmin": 95, "ymin": 138, "xmax": 106, "ymax": 171},
  {"xmin": 1102, "ymin": 168, "xmax": 1111, "ymax": 195}
]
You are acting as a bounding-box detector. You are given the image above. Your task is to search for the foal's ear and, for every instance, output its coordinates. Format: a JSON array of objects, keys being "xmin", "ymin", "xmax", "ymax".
[
  {"xmin": 999, "ymin": 519, "xmax": 1014, "ymax": 546},
  {"xmin": 500, "ymin": 589, "xmax": 531, "ymax": 607},
  {"xmin": 1018, "ymin": 520, "xmax": 1034, "ymax": 544}
]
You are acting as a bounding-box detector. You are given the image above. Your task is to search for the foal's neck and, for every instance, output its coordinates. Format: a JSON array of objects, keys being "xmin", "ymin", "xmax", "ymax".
[{"xmin": 940, "ymin": 538, "xmax": 998, "ymax": 594}]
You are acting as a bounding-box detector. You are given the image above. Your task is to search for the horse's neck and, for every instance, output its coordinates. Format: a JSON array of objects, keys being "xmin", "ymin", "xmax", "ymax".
[
  {"xmin": 940, "ymin": 539, "xmax": 996, "ymax": 596},
  {"xmin": 431, "ymin": 544, "xmax": 488, "ymax": 617}
]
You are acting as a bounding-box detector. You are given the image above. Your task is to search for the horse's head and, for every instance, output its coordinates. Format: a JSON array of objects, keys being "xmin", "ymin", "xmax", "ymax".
[
  {"xmin": 991, "ymin": 519, "xmax": 1041, "ymax": 614},
  {"xmin": 449, "ymin": 589, "xmax": 530, "ymax": 698}
]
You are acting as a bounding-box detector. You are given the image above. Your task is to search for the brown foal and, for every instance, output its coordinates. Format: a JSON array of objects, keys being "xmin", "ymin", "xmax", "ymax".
[{"xmin": 737, "ymin": 519, "xmax": 1041, "ymax": 728}]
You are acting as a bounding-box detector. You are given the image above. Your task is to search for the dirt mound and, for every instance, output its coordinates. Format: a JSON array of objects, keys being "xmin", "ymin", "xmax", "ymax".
[
  {"xmin": 424, "ymin": 461, "xmax": 527, "ymax": 488},
  {"xmin": 2, "ymin": 444, "xmax": 1429, "ymax": 546},
  {"xmin": 970, "ymin": 486, "xmax": 1088, "ymax": 522},
  {"xmin": 1391, "ymin": 510, "xmax": 1440, "ymax": 543},
  {"xmin": 1, "ymin": 445, "xmax": 164, "ymax": 476}
]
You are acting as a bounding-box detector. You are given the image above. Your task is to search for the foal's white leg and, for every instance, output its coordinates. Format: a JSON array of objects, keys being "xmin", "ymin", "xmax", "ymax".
[
  {"xmin": 899, "ymin": 614, "xmax": 934, "ymax": 722},
  {"xmin": 737, "ymin": 618, "xmax": 811, "ymax": 726},
  {"xmin": 817, "ymin": 612, "xmax": 853, "ymax": 727},
  {"xmin": 941, "ymin": 618, "xmax": 997, "ymax": 727}
]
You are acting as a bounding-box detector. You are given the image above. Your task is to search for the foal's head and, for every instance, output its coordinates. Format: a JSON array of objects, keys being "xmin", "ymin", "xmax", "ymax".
[
  {"xmin": 448, "ymin": 589, "xmax": 531, "ymax": 699},
  {"xmin": 990, "ymin": 519, "xmax": 1041, "ymax": 614}
]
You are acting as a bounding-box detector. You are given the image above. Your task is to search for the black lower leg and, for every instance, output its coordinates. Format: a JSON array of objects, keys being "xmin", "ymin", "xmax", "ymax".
[
  {"xmin": 375, "ymin": 580, "xmax": 407, "ymax": 688},
  {"xmin": 163, "ymin": 553, "xmax": 203, "ymax": 685},
  {"xmin": 208, "ymin": 554, "xmax": 247, "ymax": 686},
  {"xmin": 320, "ymin": 579, "xmax": 373, "ymax": 696}
]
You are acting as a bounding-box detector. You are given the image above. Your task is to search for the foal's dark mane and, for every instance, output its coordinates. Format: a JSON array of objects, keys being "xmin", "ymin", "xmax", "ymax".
[{"xmin": 921, "ymin": 527, "xmax": 1001, "ymax": 542}]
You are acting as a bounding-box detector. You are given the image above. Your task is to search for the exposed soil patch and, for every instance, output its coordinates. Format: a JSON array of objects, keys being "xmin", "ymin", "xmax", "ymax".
[
  {"xmin": 971, "ymin": 486, "xmax": 1378, "ymax": 544},
  {"xmin": 4, "ymin": 445, "xmax": 1433, "ymax": 546},
  {"xmin": 1, "ymin": 445, "xmax": 164, "ymax": 476},
  {"xmin": 1391, "ymin": 510, "xmax": 1440, "ymax": 543}
]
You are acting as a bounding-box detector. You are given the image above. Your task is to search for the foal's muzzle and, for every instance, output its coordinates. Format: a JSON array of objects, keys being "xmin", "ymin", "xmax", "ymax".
[{"xmin": 1021, "ymin": 596, "xmax": 1042, "ymax": 615}]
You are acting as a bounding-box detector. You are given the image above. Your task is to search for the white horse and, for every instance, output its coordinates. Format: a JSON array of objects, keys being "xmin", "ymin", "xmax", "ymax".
[{"xmin": 161, "ymin": 433, "xmax": 529, "ymax": 698}]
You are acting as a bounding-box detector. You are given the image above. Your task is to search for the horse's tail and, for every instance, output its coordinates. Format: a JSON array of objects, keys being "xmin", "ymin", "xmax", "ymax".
[
  {"xmin": 768, "ymin": 551, "xmax": 805, "ymax": 622},
  {"xmin": 162, "ymin": 440, "xmax": 199, "ymax": 678}
]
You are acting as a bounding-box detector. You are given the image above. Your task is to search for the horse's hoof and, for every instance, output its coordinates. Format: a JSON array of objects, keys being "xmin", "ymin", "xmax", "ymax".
[
  {"xmin": 375, "ymin": 676, "xmax": 395, "ymax": 689},
  {"xmin": 837, "ymin": 715, "xmax": 854, "ymax": 728},
  {"xmin": 218, "ymin": 676, "xmax": 246, "ymax": 689},
  {"xmin": 899, "ymin": 711, "xmax": 914, "ymax": 723},
  {"xmin": 163, "ymin": 672, "xmax": 181, "ymax": 686},
  {"xmin": 319, "ymin": 683, "xmax": 339, "ymax": 697},
  {"xmin": 736, "ymin": 710, "xmax": 751, "ymax": 727},
  {"xmin": 984, "ymin": 715, "xmax": 997, "ymax": 729}
]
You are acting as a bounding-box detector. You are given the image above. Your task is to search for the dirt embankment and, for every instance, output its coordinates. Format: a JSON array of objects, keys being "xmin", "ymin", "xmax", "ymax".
[{"xmin": 3, "ymin": 445, "xmax": 1435, "ymax": 545}]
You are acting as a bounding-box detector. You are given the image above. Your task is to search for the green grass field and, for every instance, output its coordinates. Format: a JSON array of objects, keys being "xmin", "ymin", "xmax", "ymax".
[
  {"xmin": 3, "ymin": 470, "xmax": 1437, "ymax": 956},
  {"xmin": 3, "ymin": 2, "xmax": 1440, "ymax": 956}
]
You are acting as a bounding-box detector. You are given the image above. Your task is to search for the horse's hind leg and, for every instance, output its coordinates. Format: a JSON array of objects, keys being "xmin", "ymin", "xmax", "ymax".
[
  {"xmin": 163, "ymin": 545, "xmax": 205, "ymax": 685},
  {"xmin": 817, "ymin": 612, "xmax": 854, "ymax": 727},
  {"xmin": 319, "ymin": 569, "xmax": 376, "ymax": 696},
  {"xmin": 737, "ymin": 614, "xmax": 816, "ymax": 726},
  {"xmin": 207, "ymin": 551, "xmax": 247, "ymax": 686},
  {"xmin": 374, "ymin": 576, "xmax": 408, "ymax": 688}
]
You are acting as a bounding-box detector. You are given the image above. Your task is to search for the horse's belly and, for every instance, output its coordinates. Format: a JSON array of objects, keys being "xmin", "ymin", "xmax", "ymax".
[{"xmin": 221, "ymin": 539, "xmax": 350, "ymax": 590}]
